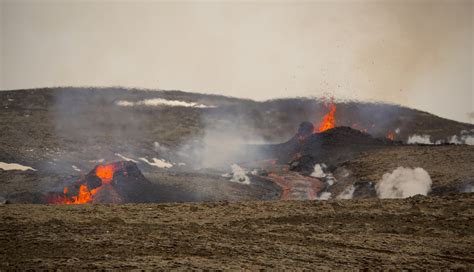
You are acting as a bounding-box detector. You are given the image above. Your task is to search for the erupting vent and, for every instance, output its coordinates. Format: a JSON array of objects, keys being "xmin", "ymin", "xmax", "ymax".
[
  {"xmin": 316, "ymin": 99, "xmax": 336, "ymax": 132},
  {"xmin": 46, "ymin": 161, "xmax": 154, "ymax": 204},
  {"xmin": 96, "ymin": 164, "xmax": 115, "ymax": 184},
  {"xmin": 312, "ymin": 99, "xmax": 396, "ymax": 140}
]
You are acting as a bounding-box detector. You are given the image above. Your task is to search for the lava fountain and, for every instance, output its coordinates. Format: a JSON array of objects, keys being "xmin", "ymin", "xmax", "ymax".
[{"xmin": 316, "ymin": 99, "xmax": 337, "ymax": 132}]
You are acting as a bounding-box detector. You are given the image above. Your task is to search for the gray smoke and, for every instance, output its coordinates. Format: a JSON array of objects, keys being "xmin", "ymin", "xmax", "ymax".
[{"xmin": 177, "ymin": 114, "xmax": 267, "ymax": 170}]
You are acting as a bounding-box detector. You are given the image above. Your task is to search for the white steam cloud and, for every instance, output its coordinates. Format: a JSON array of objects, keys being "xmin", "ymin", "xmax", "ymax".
[
  {"xmin": 198, "ymin": 129, "xmax": 247, "ymax": 168},
  {"xmin": 376, "ymin": 167, "xmax": 432, "ymax": 199},
  {"xmin": 448, "ymin": 134, "xmax": 474, "ymax": 145},
  {"xmin": 407, "ymin": 130, "xmax": 474, "ymax": 145},
  {"xmin": 229, "ymin": 164, "xmax": 250, "ymax": 185},
  {"xmin": 407, "ymin": 134, "xmax": 433, "ymax": 145},
  {"xmin": 178, "ymin": 118, "xmax": 266, "ymax": 169},
  {"xmin": 311, "ymin": 163, "xmax": 326, "ymax": 178}
]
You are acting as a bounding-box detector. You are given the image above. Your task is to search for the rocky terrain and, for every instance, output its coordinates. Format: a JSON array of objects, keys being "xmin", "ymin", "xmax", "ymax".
[
  {"xmin": 1, "ymin": 87, "xmax": 473, "ymax": 203},
  {"xmin": 1, "ymin": 194, "xmax": 473, "ymax": 270},
  {"xmin": 1, "ymin": 87, "xmax": 473, "ymax": 269}
]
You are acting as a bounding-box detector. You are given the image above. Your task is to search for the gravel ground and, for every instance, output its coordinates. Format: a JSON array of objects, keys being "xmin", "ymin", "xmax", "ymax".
[{"xmin": 1, "ymin": 194, "xmax": 473, "ymax": 270}]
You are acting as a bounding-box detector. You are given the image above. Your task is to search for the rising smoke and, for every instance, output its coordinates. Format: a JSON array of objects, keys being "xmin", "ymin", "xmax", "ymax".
[
  {"xmin": 310, "ymin": 163, "xmax": 326, "ymax": 178},
  {"xmin": 177, "ymin": 113, "xmax": 268, "ymax": 170},
  {"xmin": 376, "ymin": 167, "xmax": 432, "ymax": 199},
  {"xmin": 448, "ymin": 130, "xmax": 474, "ymax": 145},
  {"xmin": 407, "ymin": 134, "xmax": 433, "ymax": 145},
  {"xmin": 229, "ymin": 164, "xmax": 250, "ymax": 185}
]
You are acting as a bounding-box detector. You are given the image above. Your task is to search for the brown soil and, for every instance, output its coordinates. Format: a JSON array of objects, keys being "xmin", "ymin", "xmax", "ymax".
[{"xmin": 1, "ymin": 194, "xmax": 473, "ymax": 270}]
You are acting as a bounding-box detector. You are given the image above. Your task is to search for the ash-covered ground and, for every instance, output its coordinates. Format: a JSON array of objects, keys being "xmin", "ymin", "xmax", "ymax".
[{"xmin": 0, "ymin": 88, "xmax": 473, "ymax": 269}]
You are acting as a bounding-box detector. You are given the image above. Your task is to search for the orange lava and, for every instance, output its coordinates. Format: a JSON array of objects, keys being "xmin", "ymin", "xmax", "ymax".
[
  {"xmin": 317, "ymin": 100, "xmax": 337, "ymax": 132},
  {"xmin": 386, "ymin": 130, "xmax": 395, "ymax": 140},
  {"xmin": 67, "ymin": 184, "xmax": 98, "ymax": 204},
  {"xmin": 50, "ymin": 163, "xmax": 117, "ymax": 204},
  {"xmin": 49, "ymin": 184, "xmax": 98, "ymax": 204},
  {"xmin": 96, "ymin": 164, "xmax": 115, "ymax": 184}
]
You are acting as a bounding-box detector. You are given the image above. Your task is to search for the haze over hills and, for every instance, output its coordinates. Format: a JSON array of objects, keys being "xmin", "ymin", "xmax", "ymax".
[
  {"xmin": 1, "ymin": 87, "xmax": 472, "ymax": 151},
  {"xmin": 1, "ymin": 87, "xmax": 473, "ymax": 269},
  {"xmin": 0, "ymin": 86, "xmax": 472, "ymax": 195},
  {"xmin": 2, "ymin": 1, "xmax": 472, "ymax": 124},
  {"xmin": 2, "ymin": 0, "xmax": 473, "ymax": 269},
  {"xmin": 0, "ymin": 86, "xmax": 472, "ymax": 171}
]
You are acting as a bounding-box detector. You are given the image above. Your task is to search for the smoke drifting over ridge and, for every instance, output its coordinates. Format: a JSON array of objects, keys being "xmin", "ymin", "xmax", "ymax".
[
  {"xmin": 177, "ymin": 114, "xmax": 267, "ymax": 170},
  {"xmin": 1, "ymin": 0, "xmax": 472, "ymax": 123}
]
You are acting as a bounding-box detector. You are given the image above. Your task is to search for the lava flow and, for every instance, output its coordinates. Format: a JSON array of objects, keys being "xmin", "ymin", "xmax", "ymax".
[
  {"xmin": 317, "ymin": 100, "xmax": 337, "ymax": 132},
  {"xmin": 265, "ymin": 168, "xmax": 324, "ymax": 200},
  {"xmin": 49, "ymin": 163, "xmax": 118, "ymax": 204}
]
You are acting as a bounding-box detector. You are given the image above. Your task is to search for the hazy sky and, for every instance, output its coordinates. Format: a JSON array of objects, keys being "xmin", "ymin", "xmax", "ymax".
[{"xmin": 1, "ymin": 0, "xmax": 473, "ymax": 123}]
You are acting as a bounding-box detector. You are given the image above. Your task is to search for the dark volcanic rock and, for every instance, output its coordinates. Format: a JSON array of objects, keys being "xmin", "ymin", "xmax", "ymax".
[
  {"xmin": 63, "ymin": 161, "xmax": 157, "ymax": 203},
  {"xmin": 6, "ymin": 192, "xmax": 45, "ymax": 204},
  {"xmin": 261, "ymin": 126, "xmax": 396, "ymax": 173},
  {"xmin": 44, "ymin": 161, "xmax": 205, "ymax": 204},
  {"xmin": 297, "ymin": 121, "xmax": 314, "ymax": 139},
  {"xmin": 91, "ymin": 161, "xmax": 155, "ymax": 203},
  {"xmin": 307, "ymin": 126, "xmax": 391, "ymax": 146}
]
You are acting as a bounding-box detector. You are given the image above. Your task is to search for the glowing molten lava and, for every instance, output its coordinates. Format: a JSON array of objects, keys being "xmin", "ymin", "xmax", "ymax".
[
  {"xmin": 96, "ymin": 164, "xmax": 115, "ymax": 184},
  {"xmin": 386, "ymin": 130, "xmax": 395, "ymax": 140},
  {"xmin": 50, "ymin": 163, "xmax": 118, "ymax": 204},
  {"xmin": 317, "ymin": 100, "xmax": 337, "ymax": 132},
  {"xmin": 66, "ymin": 184, "xmax": 97, "ymax": 204},
  {"xmin": 48, "ymin": 184, "xmax": 98, "ymax": 204}
]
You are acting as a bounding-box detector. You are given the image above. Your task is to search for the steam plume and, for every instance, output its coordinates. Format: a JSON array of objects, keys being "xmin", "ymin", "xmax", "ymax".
[
  {"xmin": 376, "ymin": 167, "xmax": 432, "ymax": 199},
  {"xmin": 407, "ymin": 134, "xmax": 433, "ymax": 145}
]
